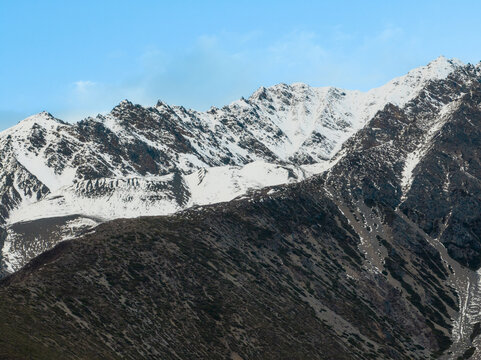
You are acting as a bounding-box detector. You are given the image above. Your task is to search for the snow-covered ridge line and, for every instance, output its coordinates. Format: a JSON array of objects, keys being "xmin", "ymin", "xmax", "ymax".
[
  {"xmin": 1, "ymin": 56, "xmax": 463, "ymax": 201},
  {"xmin": 0, "ymin": 56, "xmax": 467, "ymax": 273},
  {"xmin": 0, "ymin": 56, "xmax": 465, "ymax": 208}
]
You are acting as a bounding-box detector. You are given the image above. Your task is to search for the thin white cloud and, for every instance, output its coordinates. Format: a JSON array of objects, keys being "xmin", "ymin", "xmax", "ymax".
[{"xmin": 73, "ymin": 80, "xmax": 97, "ymax": 94}]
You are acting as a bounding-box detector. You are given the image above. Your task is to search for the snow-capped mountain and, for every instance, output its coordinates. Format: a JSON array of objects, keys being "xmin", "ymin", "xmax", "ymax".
[
  {"xmin": 0, "ymin": 56, "xmax": 465, "ymax": 272},
  {"xmin": 3, "ymin": 56, "xmax": 481, "ymax": 359},
  {"xmin": 5, "ymin": 56, "xmax": 481, "ymax": 358}
]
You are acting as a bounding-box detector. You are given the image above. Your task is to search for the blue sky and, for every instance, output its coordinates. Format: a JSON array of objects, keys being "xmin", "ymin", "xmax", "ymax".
[{"xmin": 1, "ymin": 0, "xmax": 481, "ymax": 130}]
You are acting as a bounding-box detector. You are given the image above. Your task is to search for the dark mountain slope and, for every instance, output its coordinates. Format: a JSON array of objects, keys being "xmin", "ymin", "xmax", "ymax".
[
  {"xmin": 0, "ymin": 177, "xmax": 456, "ymax": 359},
  {"xmin": 400, "ymin": 88, "xmax": 481, "ymax": 270},
  {"xmin": 320, "ymin": 63, "xmax": 481, "ymax": 356}
]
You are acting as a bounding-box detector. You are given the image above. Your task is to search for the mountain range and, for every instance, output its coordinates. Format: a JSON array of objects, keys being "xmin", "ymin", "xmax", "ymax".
[{"xmin": 1, "ymin": 56, "xmax": 481, "ymax": 359}]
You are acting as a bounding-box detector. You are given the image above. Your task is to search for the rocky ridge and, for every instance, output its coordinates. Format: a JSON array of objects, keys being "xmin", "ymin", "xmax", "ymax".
[{"xmin": 0, "ymin": 56, "xmax": 464, "ymax": 273}]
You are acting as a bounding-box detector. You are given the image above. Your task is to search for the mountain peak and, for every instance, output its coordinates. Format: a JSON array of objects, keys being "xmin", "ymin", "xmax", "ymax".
[
  {"xmin": 16, "ymin": 111, "xmax": 58, "ymax": 127},
  {"xmin": 110, "ymin": 100, "xmax": 136, "ymax": 116},
  {"xmin": 249, "ymin": 86, "xmax": 269, "ymax": 101},
  {"xmin": 23, "ymin": 111, "xmax": 55, "ymax": 122},
  {"xmin": 430, "ymin": 54, "xmax": 448, "ymax": 63},
  {"xmin": 290, "ymin": 82, "xmax": 310, "ymax": 89},
  {"xmin": 155, "ymin": 100, "xmax": 173, "ymax": 110},
  {"xmin": 110, "ymin": 99, "xmax": 134, "ymax": 111},
  {"xmin": 249, "ymin": 82, "xmax": 312, "ymax": 102},
  {"xmin": 0, "ymin": 111, "xmax": 64, "ymax": 139},
  {"xmin": 117, "ymin": 99, "xmax": 134, "ymax": 108},
  {"xmin": 422, "ymin": 55, "xmax": 464, "ymax": 77},
  {"xmin": 429, "ymin": 55, "xmax": 463, "ymax": 66}
]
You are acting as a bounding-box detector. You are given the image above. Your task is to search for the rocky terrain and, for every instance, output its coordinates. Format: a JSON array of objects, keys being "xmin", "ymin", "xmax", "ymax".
[
  {"xmin": 0, "ymin": 178, "xmax": 454, "ymax": 359},
  {"xmin": 0, "ymin": 56, "xmax": 463, "ymax": 273},
  {"xmin": 1, "ymin": 56, "xmax": 481, "ymax": 358}
]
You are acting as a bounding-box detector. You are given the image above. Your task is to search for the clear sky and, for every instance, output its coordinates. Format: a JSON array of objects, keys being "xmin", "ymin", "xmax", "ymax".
[{"xmin": 1, "ymin": 0, "xmax": 481, "ymax": 130}]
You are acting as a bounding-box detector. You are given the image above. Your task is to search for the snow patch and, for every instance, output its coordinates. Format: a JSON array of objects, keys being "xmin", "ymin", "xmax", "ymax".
[{"xmin": 400, "ymin": 101, "xmax": 460, "ymax": 201}]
